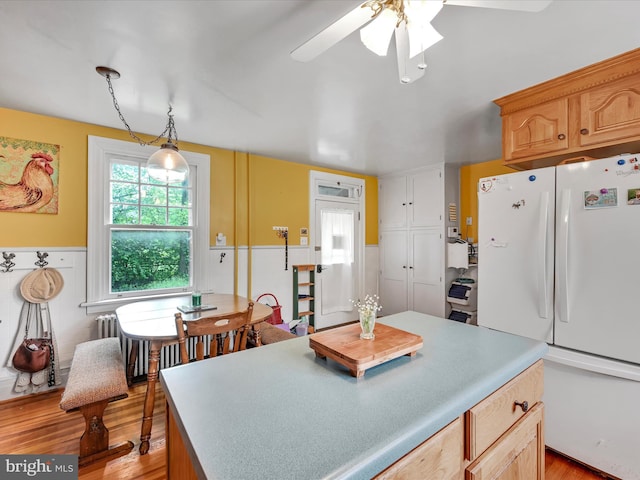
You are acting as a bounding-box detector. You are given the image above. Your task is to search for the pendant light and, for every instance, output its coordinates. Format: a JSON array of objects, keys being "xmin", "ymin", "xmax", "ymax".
[{"xmin": 96, "ymin": 66, "xmax": 189, "ymax": 184}]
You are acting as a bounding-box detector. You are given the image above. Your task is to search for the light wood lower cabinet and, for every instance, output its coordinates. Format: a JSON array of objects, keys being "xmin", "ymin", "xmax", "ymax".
[
  {"xmin": 466, "ymin": 402, "xmax": 544, "ymax": 480},
  {"xmin": 167, "ymin": 406, "xmax": 198, "ymax": 480},
  {"xmin": 166, "ymin": 361, "xmax": 545, "ymax": 479},
  {"xmin": 374, "ymin": 416, "xmax": 464, "ymax": 480},
  {"xmin": 372, "ymin": 360, "xmax": 545, "ymax": 480}
]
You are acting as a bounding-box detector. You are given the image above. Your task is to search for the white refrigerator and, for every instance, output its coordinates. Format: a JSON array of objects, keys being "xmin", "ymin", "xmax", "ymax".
[{"xmin": 478, "ymin": 154, "xmax": 640, "ymax": 480}]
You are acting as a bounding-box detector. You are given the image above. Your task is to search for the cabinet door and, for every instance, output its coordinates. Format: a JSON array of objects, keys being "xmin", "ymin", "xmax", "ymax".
[
  {"xmin": 379, "ymin": 175, "xmax": 408, "ymax": 229},
  {"xmin": 409, "ymin": 229, "xmax": 443, "ymax": 317},
  {"xmin": 379, "ymin": 231, "xmax": 408, "ymax": 315},
  {"xmin": 504, "ymin": 98, "xmax": 569, "ymax": 160},
  {"xmin": 579, "ymin": 75, "xmax": 640, "ymax": 147},
  {"xmin": 374, "ymin": 416, "xmax": 463, "ymax": 480},
  {"xmin": 409, "ymin": 169, "xmax": 443, "ymax": 228},
  {"xmin": 466, "ymin": 403, "xmax": 544, "ymax": 480}
]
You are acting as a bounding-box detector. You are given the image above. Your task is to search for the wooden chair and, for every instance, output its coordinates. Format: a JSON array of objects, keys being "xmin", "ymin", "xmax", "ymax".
[{"xmin": 175, "ymin": 302, "xmax": 254, "ymax": 363}]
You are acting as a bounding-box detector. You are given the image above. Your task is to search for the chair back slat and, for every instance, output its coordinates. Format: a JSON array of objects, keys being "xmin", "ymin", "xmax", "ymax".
[{"xmin": 175, "ymin": 302, "xmax": 254, "ymax": 364}]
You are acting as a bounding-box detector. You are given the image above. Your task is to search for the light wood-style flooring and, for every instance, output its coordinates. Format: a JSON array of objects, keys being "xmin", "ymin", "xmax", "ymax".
[{"xmin": 0, "ymin": 383, "xmax": 611, "ymax": 479}]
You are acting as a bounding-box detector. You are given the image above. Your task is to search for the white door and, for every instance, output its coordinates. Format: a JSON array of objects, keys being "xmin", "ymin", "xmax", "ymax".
[
  {"xmin": 477, "ymin": 167, "xmax": 555, "ymax": 342},
  {"xmin": 314, "ymin": 200, "xmax": 360, "ymax": 329},
  {"xmin": 310, "ymin": 172, "xmax": 364, "ymax": 330},
  {"xmin": 555, "ymin": 155, "xmax": 640, "ymax": 364},
  {"xmin": 409, "ymin": 229, "xmax": 443, "ymax": 316},
  {"xmin": 379, "ymin": 230, "xmax": 408, "ymax": 315}
]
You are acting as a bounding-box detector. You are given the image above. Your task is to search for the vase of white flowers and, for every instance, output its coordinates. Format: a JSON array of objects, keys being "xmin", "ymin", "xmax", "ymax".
[{"xmin": 351, "ymin": 294, "xmax": 382, "ymax": 340}]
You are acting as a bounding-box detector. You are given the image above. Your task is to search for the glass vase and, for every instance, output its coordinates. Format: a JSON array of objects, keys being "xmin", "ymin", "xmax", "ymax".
[{"xmin": 359, "ymin": 312, "xmax": 376, "ymax": 340}]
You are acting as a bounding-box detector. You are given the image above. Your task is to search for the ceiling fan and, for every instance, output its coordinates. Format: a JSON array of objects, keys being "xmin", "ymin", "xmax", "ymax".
[{"xmin": 291, "ymin": 0, "xmax": 553, "ymax": 84}]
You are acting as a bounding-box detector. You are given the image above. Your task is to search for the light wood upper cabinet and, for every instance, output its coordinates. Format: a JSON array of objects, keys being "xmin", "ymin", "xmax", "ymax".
[
  {"xmin": 495, "ymin": 48, "xmax": 640, "ymax": 169},
  {"xmin": 504, "ymin": 98, "xmax": 569, "ymax": 161},
  {"xmin": 578, "ymin": 74, "xmax": 640, "ymax": 148}
]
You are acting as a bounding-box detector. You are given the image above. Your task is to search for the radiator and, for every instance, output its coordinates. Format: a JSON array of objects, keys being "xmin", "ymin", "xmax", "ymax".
[{"xmin": 97, "ymin": 313, "xmax": 202, "ymax": 378}]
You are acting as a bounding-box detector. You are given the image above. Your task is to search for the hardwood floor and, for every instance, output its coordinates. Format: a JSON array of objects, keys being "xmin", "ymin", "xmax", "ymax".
[{"xmin": 0, "ymin": 383, "xmax": 611, "ymax": 479}]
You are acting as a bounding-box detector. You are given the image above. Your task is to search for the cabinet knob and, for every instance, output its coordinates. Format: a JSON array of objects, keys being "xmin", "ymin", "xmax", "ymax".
[
  {"xmin": 580, "ymin": 128, "xmax": 589, "ymax": 135},
  {"xmin": 409, "ymin": 202, "xmax": 413, "ymax": 205},
  {"xmin": 409, "ymin": 266, "xmax": 414, "ymax": 269},
  {"xmin": 514, "ymin": 400, "xmax": 529, "ymax": 412},
  {"xmin": 402, "ymin": 203, "xmax": 406, "ymax": 206},
  {"xmin": 557, "ymin": 133, "xmax": 566, "ymax": 140},
  {"xmin": 402, "ymin": 265, "xmax": 407, "ymax": 269}
]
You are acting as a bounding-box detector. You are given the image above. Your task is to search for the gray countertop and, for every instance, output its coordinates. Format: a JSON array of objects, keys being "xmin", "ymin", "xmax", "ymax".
[{"xmin": 160, "ymin": 311, "xmax": 548, "ymax": 480}]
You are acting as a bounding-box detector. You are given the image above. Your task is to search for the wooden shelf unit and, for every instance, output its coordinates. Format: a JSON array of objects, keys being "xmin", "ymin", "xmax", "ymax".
[{"xmin": 292, "ymin": 264, "xmax": 315, "ymax": 327}]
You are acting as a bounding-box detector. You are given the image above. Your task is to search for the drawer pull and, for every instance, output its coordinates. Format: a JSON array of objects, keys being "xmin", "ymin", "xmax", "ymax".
[
  {"xmin": 557, "ymin": 133, "xmax": 566, "ymax": 140},
  {"xmin": 514, "ymin": 400, "xmax": 529, "ymax": 412},
  {"xmin": 580, "ymin": 128, "xmax": 589, "ymax": 135}
]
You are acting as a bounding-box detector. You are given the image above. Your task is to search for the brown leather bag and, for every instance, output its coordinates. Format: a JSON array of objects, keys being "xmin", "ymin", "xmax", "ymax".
[{"xmin": 12, "ymin": 338, "xmax": 51, "ymax": 373}]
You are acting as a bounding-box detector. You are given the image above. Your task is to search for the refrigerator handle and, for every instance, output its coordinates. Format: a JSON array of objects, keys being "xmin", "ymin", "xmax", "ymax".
[
  {"xmin": 537, "ymin": 191, "xmax": 551, "ymax": 318},
  {"xmin": 557, "ymin": 188, "xmax": 571, "ymax": 323}
]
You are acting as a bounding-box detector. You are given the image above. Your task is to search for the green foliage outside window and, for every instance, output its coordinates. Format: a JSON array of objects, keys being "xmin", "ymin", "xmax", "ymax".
[{"xmin": 109, "ymin": 161, "xmax": 193, "ymax": 293}]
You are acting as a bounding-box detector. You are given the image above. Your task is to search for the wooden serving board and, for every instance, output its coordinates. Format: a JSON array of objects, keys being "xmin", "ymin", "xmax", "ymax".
[{"xmin": 309, "ymin": 323, "xmax": 423, "ymax": 378}]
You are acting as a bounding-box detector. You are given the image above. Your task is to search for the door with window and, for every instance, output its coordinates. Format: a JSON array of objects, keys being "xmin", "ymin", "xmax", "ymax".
[{"xmin": 310, "ymin": 172, "xmax": 364, "ymax": 330}]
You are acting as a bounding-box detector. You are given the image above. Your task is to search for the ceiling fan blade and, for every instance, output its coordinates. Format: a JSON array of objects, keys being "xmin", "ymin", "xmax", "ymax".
[
  {"xmin": 395, "ymin": 25, "xmax": 426, "ymax": 85},
  {"xmin": 444, "ymin": 0, "xmax": 553, "ymax": 12},
  {"xmin": 290, "ymin": 4, "xmax": 376, "ymax": 62}
]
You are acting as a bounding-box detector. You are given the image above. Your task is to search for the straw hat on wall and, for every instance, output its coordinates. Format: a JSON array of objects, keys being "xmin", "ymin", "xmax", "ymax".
[{"xmin": 20, "ymin": 268, "xmax": 64, "ymax": 303}]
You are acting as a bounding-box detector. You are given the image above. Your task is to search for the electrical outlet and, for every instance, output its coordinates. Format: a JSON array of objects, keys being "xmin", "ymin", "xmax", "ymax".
[
  {"xmin": 272, "ymin": 226, "xmax": 288, "ymax": 232},
  {"xmin": 466, "ymin": 217, "xmax": 473, "ymax": 226}
]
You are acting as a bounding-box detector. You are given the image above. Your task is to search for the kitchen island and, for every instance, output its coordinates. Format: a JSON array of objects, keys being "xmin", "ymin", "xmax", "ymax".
[{"xmin": 160, "ymin": 311, "xmax": 548, "ymax": 479}]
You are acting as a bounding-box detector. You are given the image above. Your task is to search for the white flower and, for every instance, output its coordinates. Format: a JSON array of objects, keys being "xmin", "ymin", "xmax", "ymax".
[{"xmin": 350, "ymin": 294, "xmax": 382, "ymax": 317}]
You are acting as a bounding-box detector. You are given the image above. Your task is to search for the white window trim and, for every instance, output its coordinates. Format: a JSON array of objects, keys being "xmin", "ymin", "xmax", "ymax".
[{"xmin": 85, "ymin": 136, "xmax": 210, "ymax": 313}]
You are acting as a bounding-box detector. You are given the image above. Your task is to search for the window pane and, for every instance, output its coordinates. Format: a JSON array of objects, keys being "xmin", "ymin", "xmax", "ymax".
[
  {"xmin": 111, "ymin": 229, "xmax": 191, "ymax": 293},
  {"xmin": 112, "ymin": 204, "xmax": 139, "ymax": 224},
  {"xmin": 141, "ymin": 185, "xmax": 167, "ymax": 206},
  {"xmin": 168, "ymin": 207, "xmax": 190, "ymax": 226},
  {"xmin": 111, "ymin": 181, "xmax": 139, "ymax": 205},
  {"xmin": 140, "ymin": 206, "xmax": 167, "ymax": 225},
  {"xmin": 111, "ymin": 162, "xmax": 139, "ymax": 182},
  {"xmin": 168, "ymin": 187, "xmax": 190, "ymax": 207},
  {"xmin": 318, "ymin": 185, "xmax": 351, "ymax": 198}
]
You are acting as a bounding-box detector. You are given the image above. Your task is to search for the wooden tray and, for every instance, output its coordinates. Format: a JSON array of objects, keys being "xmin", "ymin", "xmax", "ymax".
[{"xmin": 309, "ymin": 323, "xmax": 423, "ymax": 378}]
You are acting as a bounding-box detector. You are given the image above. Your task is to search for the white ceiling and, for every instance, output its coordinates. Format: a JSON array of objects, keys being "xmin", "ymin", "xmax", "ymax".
[{"xmin": 1, "ymin": 1, "xmax": 639, "ymax": 176}]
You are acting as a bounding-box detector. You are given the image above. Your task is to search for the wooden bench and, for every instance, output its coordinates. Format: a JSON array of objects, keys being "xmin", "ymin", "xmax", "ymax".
[{"xmin": 59, "ymin": 338, "xmax": 133, "ymax": 466}]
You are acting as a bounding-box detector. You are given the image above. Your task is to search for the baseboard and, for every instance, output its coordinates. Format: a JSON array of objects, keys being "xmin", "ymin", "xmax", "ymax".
[{"xmin": 0, "ymin": 369, "xmax": 69, "ymax": 403}]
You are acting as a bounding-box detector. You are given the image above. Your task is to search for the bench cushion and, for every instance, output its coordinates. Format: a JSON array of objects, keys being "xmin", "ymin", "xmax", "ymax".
[
  {"xmin": 60, "ymin": 338, "xmax": 128, "ymax": 411},
  {"xmin": 260, "ymin": 322, "xmax": 297, "ymax": 344}
]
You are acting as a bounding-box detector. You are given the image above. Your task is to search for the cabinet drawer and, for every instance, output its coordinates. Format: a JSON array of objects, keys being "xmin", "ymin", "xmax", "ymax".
[{"xmin": 465, "ymin": 360, "xmax": 543, "ymax": 461}]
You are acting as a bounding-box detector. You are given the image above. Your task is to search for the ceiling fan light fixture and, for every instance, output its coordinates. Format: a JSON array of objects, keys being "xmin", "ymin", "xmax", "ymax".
[
  {"xmin": 360, "ymin": 8, "xmax": 397, "ymax": 56},
  {"xmin": 407, "ymin": 21, "xmax": 443, "ymax": 58}
]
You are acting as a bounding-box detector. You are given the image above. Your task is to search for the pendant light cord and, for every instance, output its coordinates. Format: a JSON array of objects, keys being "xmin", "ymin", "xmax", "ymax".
[{"xmin": 103, "ymin": 72, "xmax": 179, "ymax": 148}]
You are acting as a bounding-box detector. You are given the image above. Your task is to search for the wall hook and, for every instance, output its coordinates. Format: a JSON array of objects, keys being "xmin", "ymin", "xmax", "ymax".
[
  {"xmin": 219, "ymin": 252, "xmax": 226, "ymax": 263},
  {"xmin": 1, "ymin": 252, "xmax": 16, "ymax": 273},
  {"xmin": 35, "ymin": 251, "xmax": 49, "ymax": 268}
]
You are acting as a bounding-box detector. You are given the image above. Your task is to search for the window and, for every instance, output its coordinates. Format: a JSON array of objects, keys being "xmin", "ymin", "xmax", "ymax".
[{"xmin": 87, "ymin": 136, "xmax": 210, "ymax": 311}]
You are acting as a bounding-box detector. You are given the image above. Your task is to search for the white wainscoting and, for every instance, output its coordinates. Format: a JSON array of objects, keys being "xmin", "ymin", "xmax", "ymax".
[{"xmin": 0, "ymin": 244, "xmax": 378, "ymax": 401}]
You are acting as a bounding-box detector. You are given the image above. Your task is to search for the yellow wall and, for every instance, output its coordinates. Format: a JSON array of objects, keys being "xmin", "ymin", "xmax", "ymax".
[
  {"xmin": 0, "ymin": 107, "xmax": 377, "ymax": 248},
  {"xmin": 248, "ymin": 154, "xmax": 378, "ymax": 245},
  {"xmin": 459, "ymin": 159, "xmax": 516, "ymax": 242}
]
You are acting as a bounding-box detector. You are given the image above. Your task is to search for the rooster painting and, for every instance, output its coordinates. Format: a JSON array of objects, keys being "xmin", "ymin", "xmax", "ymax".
[{"xmin": 0, "ymin": 152, "xmax": 56, "ymax": 213}]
